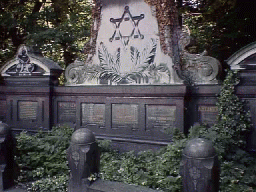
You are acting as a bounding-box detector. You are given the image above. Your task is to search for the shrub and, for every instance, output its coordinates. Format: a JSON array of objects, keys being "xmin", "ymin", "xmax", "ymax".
[{"xmin": 15, "ymin": 125, "xmax": 73, "ymax": 191}]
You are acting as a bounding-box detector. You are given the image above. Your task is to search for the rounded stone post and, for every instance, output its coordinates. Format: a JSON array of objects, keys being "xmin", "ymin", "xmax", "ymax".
[
  {"xmin": 0, "ymin": 122, "xmax": 14, "ymax": 190},
  {"xmin": 180, "ymin": 138, "xmax": 220, "ymax": 192},
  {"xmin": 67, "ymin": 128, "xmax": 100, "ymax": 192}
]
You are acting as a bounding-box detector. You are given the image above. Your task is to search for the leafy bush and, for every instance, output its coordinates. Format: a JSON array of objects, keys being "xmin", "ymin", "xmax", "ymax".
[
  {"xmin": 99, "ymin": 133, "xmax": 186, "ymax": 192},
  {"xmin": 15, "ymin": 125, "xmax": 73, "ymax": 191}
]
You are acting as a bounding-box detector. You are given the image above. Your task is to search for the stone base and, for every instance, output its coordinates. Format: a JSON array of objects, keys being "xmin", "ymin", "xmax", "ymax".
[{"xmin": 88, "ymin": 179, "xmax": 161, "ymax": 192}]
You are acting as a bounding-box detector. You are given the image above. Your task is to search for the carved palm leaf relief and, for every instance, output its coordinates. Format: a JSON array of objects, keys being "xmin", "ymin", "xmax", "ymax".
[{"xmin": 84, "ymin": 38, "xmax": 170, "ymax": 84}]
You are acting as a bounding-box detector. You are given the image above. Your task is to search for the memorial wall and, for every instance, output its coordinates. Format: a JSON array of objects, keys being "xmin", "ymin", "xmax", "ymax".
[{"xmin": 0, "ymin": 0, "xmax": 256, "ymax": 151}]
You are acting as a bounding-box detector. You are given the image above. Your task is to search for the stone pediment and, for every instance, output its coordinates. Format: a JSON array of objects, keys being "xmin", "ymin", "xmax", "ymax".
[
  {"xmin": 1, "ymin": 45, "xmax": 63, "ymax": 77},
  {"xmin": 227, "ymin": 42, "xmax": 256, "ymax": 70}
]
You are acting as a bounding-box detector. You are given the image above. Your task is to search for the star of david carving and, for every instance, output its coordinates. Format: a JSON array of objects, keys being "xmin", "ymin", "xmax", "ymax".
[{"xmin": 109, "ymin": 6, "xmax": 144, "ymax": 47}]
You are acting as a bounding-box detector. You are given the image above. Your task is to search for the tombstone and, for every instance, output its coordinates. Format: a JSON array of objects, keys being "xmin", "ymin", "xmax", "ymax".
[
  {"xmin": 180, "ymin": 138, "xmax": 220, "ymax": 192},
  {"xmin": 61, "ymin": 0, "xmax": 222, "ymax": 151},
  {"xmin": 0, "ymin": 45, "xmax": 63, "ymax": 131},
  {"xmin": 67, "ymin": 128, "xmax": 162, "ymax": 192},
  {"xmin": 0, "ymin": 0, "xmax": 224, "ymax": 151},
  {"xmin": 67, "ymin": 128, "xmax": 100, "ymax": 192},
  {"xmin": 65, "ymin": 0, "xmax": 221, "ymax": 86}
]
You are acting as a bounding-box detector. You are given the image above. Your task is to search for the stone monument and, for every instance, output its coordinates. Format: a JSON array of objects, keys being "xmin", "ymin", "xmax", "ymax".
[
  {"xmin": 0, "ymin": 45, "xmax": 63, "ymax": 131},
  {"xmin": 65, "ymin": 0, "xmax": 221, "ymax": 86},
  {"xmin": 180, "ymin": 138, "xmax": 220, "ymax": 192}
]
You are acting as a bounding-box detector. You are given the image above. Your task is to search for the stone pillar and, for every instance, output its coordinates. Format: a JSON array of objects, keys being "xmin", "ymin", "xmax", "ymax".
[
  {"xmin": 67, "ymin": 128, "xmax": 100, "ymax": 192},
  {"xmin": 180, "ymin": 138, "xmax": 220, "ymax": 192},
  {"xmin": 0, "ymin": 122, "xmax": 14, "ymax": 190}
]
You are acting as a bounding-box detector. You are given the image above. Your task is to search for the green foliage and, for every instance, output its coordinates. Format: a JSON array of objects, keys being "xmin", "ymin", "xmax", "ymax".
[
  {"xmin": 28, "ymin": 175, "xmax": 68, "ymax": 192},
  {"xmin": 212, "ymin": 70, "xmax": 251, "ymax": 156},
  {"xmin": 99, "ymin": 129, "xmax": 186, "ymax": 192},
  {"xmin": 99, "ymin": 70, "xmax": 256, "ymax": 191},
  {"xmin": 181, "ymin": 0, "xmax": 256, "ymax": 62},
  {"xmin": 187, "ymin": 70, "xmax": 256, "ymax": 191},
  {"xmin": 0, "ymin": 0, "xmax": 92, "ymax": 68},
  {"xmin": 15, "ymin": 125, "xmax": 73, "ymax": 190}
]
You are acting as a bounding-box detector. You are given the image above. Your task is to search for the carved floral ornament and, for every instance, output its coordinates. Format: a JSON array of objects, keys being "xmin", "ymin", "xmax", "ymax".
[{"xmin": 66, "ymin": 38, "xmax": 171, "ymax": 85}]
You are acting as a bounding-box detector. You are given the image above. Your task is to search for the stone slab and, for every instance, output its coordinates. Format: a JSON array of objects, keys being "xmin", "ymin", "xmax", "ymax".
[{"xmin": 89, "ymin": 179, "xmax": 161, "ymax": 192}]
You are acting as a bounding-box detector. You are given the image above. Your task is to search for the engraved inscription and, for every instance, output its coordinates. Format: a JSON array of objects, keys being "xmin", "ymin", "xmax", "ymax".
[
  {"xmin": 81, "ymin": 103, "xmax": 105, "ymax": 128},
  {"xmin": 198, "ymin": 105, "xmax": 218, "ymax": 126},
  {"xmin": 18, "ymin": 101, "xmax": 38, "ymax": 120},
  {"xmin": 58, "ymin": 102, "xmax": 76, "ymax": 123},
  {"xmin": 112, "ymin": 104, "xmax": 139, "ymax": 130},
  {"xmin": 146, "ymin": 105, "xmax": 176, "ymax": 133}
]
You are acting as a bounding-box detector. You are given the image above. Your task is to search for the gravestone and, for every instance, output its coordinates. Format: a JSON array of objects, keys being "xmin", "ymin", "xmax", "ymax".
[
  {"xmin": 0, "ymin": 45, "xmax": 63, "ymax": 131},
  {"xmin": 61, "ymin": 0, "xmax": 222, "ymax": 150},
  {"xmin": 65, "ymin": 0, "xmax": 221, "ymax": 86},
  {"xmin": 180, "ymin": 138, "xmax": 220, "ymax": 192},
  {"xmin": 0, "ymin": 0, "xmax": 224, "ymax": 151},
  {"xmin": 66, "ymin": 0, "xmax": 182, "ymax": 85},
  {"xmin": 67, "ymin": 128, "xmax": 162, "ymax": 192}
]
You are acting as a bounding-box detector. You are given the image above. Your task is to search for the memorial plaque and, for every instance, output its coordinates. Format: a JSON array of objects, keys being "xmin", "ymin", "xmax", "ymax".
[
  {"xmin": 198, "ymin": 105, "xmax": 218, "ymax": 126},
  {"xmin": 81, "ymin": 103, "xmax": 105, "ymax": 128},
  {"xmin": 18, "ymin": 101, "xmax": 38, "ymax": 120},
  {"xmin": 58, "ymin": 102, "xmax": 76, "ymax": 123},
  {"xmin": 146, "ymin": 105, "xmax": 176, "ymax": 133},
  {"xmin": 0, "ymin": 100, "xmax": 6, "ymax": 122},
  {"xmin": 112, "ymin": 104, "xmax": 139, "ymax": 130}
]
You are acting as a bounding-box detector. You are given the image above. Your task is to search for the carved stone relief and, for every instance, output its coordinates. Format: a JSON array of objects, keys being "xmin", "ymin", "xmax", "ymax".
[
  {"xmin": 178, "ymin": 30, "xmax": 221, "ymax": 85},
  {"xmin": 6, "ymin": 47, "xmax": 36, "ymax": 76},
  {"xmin": 65, "ymin": 1, "xmax": 220, "ymax": 85},
  {"xmin": 1, "ymin": 45, "xmax": 63, "ymax": 78}
]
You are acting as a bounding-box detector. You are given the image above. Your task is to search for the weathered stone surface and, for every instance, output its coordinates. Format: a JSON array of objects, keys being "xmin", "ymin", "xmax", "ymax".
[
  {"xmin": 1, "ymin": 45, "xmax": 62, "ymax": 77},
  {"xmin": 0, "ymin": 45, "xmax": 63, "ymax": 86},
  {"xmin": 67, "ymin": 128, "xmax": 100, "ymax": 192},
  {"xmin": 178, "ymin": 31, "xmax": 221, "ymax": 85},
  {"xmin": 68, "ymin": 128, "xmax": 161, "ymax": 192},
  {"xmin": 65, "ymin": 0, "xmax": 183, "ymax": 85},
  {"xmin": 88, "ymin": 179, "xmax": 162, "ymax": 192},
  {"xmin": 180, "ymin": 138, "xmax": 219, "ymax": 192}
]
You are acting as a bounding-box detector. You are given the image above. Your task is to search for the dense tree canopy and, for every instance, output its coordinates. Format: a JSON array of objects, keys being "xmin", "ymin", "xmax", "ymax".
[
  {"xmin": 181, "ymin": 0, "xmax": 256, "ymax": 64},
  {"xmin": 0, "ymin": 0, "xmax": 255, "ymax": 70},
  {"xmin": 0, "ymin": 0, "xmax": 91, "ymax": 68}
]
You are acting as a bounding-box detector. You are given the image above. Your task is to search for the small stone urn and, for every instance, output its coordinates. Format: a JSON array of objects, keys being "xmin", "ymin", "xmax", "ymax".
[
  {"xmin": 180, "ymin": 138, "xmax": 220, "ymax": 192},
  {"xmin": 67, "ymin": 128, "xmax": 100, "ymax": 192}
]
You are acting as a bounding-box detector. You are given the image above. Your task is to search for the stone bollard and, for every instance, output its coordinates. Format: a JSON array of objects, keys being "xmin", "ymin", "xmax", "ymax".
[
  {"xmin": 67, "ymin": 128, "xmax": 100, "ymax": 192},
  {"xmin": 180, "ymin": 138, "xmax": 220, "ymax": 192},
  {"xmin": 0, "ymin": 122, "xmax": 15, "ymax": 190}
]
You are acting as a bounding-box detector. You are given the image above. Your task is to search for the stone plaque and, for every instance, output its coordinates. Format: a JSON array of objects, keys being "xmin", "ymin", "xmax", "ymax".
[
  {"xmin": 198, "ymin": 105, "xmax": 218, "ymax": 126},
  {"xmin": 81, "ymin": 103, "xmax": 105, "ymax": 128},
  {"xmin": 58, "ymin": 102, "xmax": 76, "ymax": 123},
  {"xmin": 112, "ymin": 104, "xmax": 139, "ymax": 130},
  {"xmin": 146, "ymin": 105, "xmax": 176, "ymax": 133},
  {"xmin": 0, "ymin": 100, "xmax": 6, "ymax": 122},
  {"xmin": 18, "ymin": 101, "xmax": 38, "ymax": 120}
]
